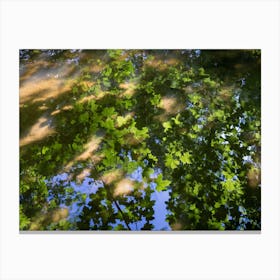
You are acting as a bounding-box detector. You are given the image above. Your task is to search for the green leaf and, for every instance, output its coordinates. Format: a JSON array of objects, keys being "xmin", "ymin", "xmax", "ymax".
[
  {"xmin": 89, "ymin": 100, "xmax": 98, "ymax": 112},
  {"xmin": 163, "ymin": 121, "xmax": 172, "ymax": 132},
  {"xmin": 72, "ymin": 86, "xmax": 78, "ymax": 94},
  {"xmin": 203, "ymin": 77, "xmax": 216, "ymax": 88},
  {"xmin": 102, "ymin": 149, "xmax": 119, "ymax": 166},
  {"xmin": 79, "ymin": 112, "xmax": 89, "ymax": 123},
  {"xmin": 101, "ymin": 118, "xmax": 115, "ymax": 130},
  {"xmin": 214, "ymin": 202, "xmax": 220, "ymax": 208},
  {"xmin": 182, "ymin": 77, "xmax": 192, "ymax": 83},
  {"xmin": 116, "ymin": 116, "xmax": 130, "ymax": 128},
  {"xmin": 20, "ymin": 183, "xmax": 30, "ymax": 192},
  {"xmin": 143, "ymin": 167, "xmax": 155, "ymax": 178},
  {"xmin": 155, "ymin": 174, "xmax": 171, "ymax": 192},
  {"xmin": 151, "ymin": 94, "xmax": 161, "ymax": 106},
  {"xmin": 72, "ymin": 142, "xmax": 79, "ymax": 151},
  {"xmin": 53, "ymin": 142, "xmax": 62, "ymax": 151},
  {"xmin": 102, "ymin": 107, "xmax": 115, "ymax": 117},
  {"xmin": 170, "ymin": 80, "xmax": 179, "ymax": 89},
  {"xmin": 165, "ymin": 154, "xmax": 179, "ymax": 169},
  {"xmin": 172, "ymin": 114, "xmax": 181, "ymax": 125},
  {"xmin": 81, "ymin": 193, "xmax": 87, "ymax": 201},
  {"xmin": 189, "ymin": 204, "xmax": 196, "ymax": 211},
  {"xmin": 198, "ymin": 67, "xmax": 209, "ymax": 77},
  {"xmin": 20, "ymin": 213, "xmax": 31, "ymax": 230},
  {"xmin": 103, "ymin": 79, "xmax": 111, "ymax": 88},
  {"xmin": 222, "ymin": 180, "xmax": 236, "ymax": 192},
  {"xmin": 214, "ymin": 109, "xmax": 224, "ymax": 119},
  {"xmin": 42, "ymin": 146, "xmax": 49, "ymax": 155},
  {"xmin": 180, "ymin": 152, "xmax": 192, "ymax": 164},
  {"xmin": 175, "ymin": 151, "xmax": 182, "ymax": 157},
  {"xmin": 108, "ymin": 49, "xmax": 122, "ymax": 59},
  {"xmin": 255, "ymin": 120, "xmax": 261, "ymax": 127},
  {"xmin": 189, "ymin": 94, "xmax": 201, "ymax": 104},
  {"xmin": 126, "ymin": 161, "xmax": 139, "ymax": 173},
  {"xmin": 193, "ymin": 183, "xmax": 200, "ymax": 196},
  {"xmin": 103, "ymin": 66, "xmax": 112, "ymax": 77},
  {"xmin": 147, "ymin": 153, "xmax": 158, "ymax": 162},
  {"xmin": 192, "ymin": 124, "xmax": 200, "ymax": 132}
]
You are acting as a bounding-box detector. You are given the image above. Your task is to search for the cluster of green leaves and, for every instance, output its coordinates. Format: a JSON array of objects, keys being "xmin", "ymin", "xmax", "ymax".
[
  {"xmin": 20, "ymin": 49, "xmax": 261, "ymax": 230},
  {"xmin": 20, "ymin": 168, "xmax": 48, "ymax": 230}
]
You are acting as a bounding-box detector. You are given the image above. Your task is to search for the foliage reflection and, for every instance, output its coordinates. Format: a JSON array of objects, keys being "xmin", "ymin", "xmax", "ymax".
[{"xmin": 20, "ymin": 49, "xmax": 261, "ymax": 230}]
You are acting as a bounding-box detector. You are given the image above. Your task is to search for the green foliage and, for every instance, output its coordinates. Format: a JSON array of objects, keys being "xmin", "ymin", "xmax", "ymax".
[
  {"xmin": 180, "ymin": 152, "xmax": 192, "ymax": 164},
  {"xmin": 163, "ymin": 121, "xmax": 172, "ymax": 132},
  {"xmin": 19, "ymin": 205, "xmax": 31, "ymax": 230},
  {"xmin": 79, "ymin": 112, "xmax": 89, "ymax": 123},
  {"xmin": 42, "ymin": 146, "xmax": 49, "ymax": 155},
  {"xmin": 165, "ymin": 154, "xmax": 180, "ymax": 170},
  {"xmin": 116, "ymin": 116, "xmax": 128, "ymax": 127},
  {"xmin": 108, "ymin": 49, "xmax": 123, "ymax": 59},
  {"xmin": 171, "ymin": 114, "xmax": 182, "ymax": 126},
  {"xmin": 198, "ymin": 67, "xmax": 209, "ymax": 77},
  {"xmin": 155, "ymin": 174, "xmax": 171, "ymax": 192},
  {"xmin": 203, "ymin": 77, "xmax": 217, "ymax": 88},
  {"xmin": 20, "ymin": 49, "xmax": 261, "ymax": 231},
  {"xmin": 20, "ymin": 168, "xmax": 49, "ymax": 228}
]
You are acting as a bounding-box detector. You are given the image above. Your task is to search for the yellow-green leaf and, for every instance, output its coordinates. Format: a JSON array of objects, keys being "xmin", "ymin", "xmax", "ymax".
[{"xmin": 181, "ymin": 152, "xmax": 192, "ymax": 164}]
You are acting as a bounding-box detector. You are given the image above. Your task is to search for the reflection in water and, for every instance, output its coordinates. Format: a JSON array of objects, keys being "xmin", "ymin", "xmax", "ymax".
[
  {"xmin": 151, "ymin": 189, "xmax": 171, "ymax": 230},
  {"xmin": 20, "ymin": 49, "xmax": 261, "ymax": 231},
  {"xmin": 47, "ymin": 167, "xmax": 171, "ymax": 230},
  {"xmin": 65, "ymin": 134, "xmax": 104, "ymax": 174},
  {"xmin": 20, "ymin": 116, "xmax": 55, "ymax": 147}
]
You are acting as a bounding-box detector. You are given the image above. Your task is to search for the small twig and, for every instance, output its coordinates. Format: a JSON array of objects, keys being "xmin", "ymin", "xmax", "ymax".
[
  {"xmin": 112, "ymin": 199, "xmax": 131, "ymax": 230},
  {"xmin": 102, "ymin": 181, "xmax": 131, "ymax": 230}
]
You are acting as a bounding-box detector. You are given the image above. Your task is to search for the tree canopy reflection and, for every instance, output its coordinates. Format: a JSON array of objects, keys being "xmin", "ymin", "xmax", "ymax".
[{"xmin": 20, "ymin": 49, "xmax": 261, "ymax": 230}]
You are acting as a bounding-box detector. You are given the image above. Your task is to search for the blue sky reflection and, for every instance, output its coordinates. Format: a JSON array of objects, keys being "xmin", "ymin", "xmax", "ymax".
[{"xmin": 47, "ymin": 165, "xmax": 171, "ymax": 230}]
